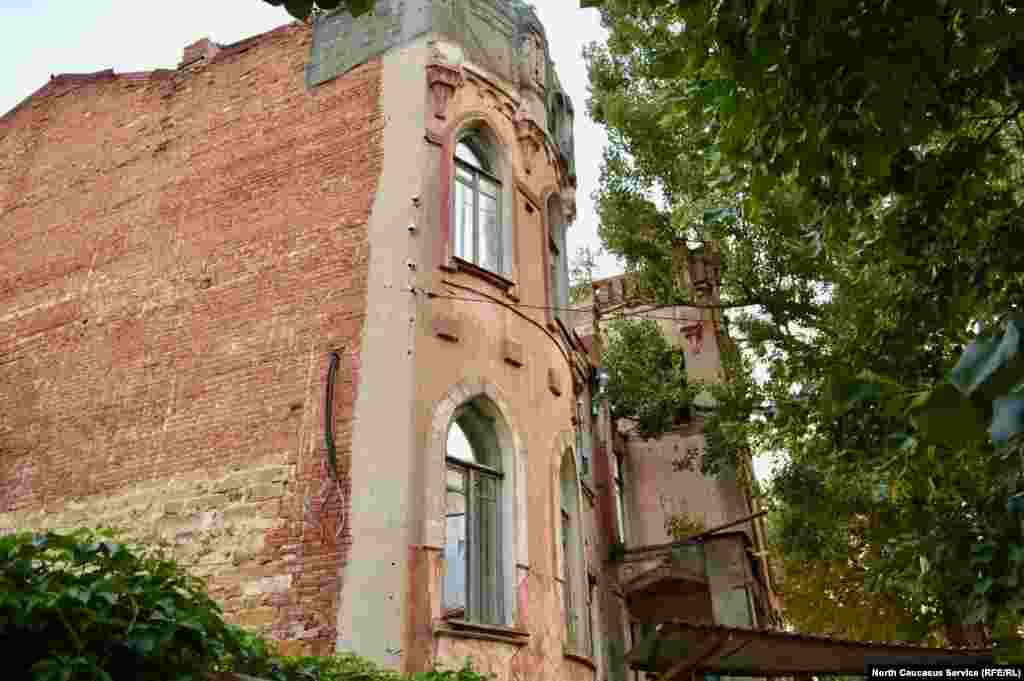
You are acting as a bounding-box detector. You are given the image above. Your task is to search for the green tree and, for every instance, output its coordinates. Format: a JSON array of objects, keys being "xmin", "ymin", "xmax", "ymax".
[
  {"xmin": 569, "ymin": 245, "xmax": 603, "ymax": 304},
  {"xmin": 602, "ymin": 319, "xmax": 695, "ymax": 438},
  {"xmin": 261, "ymin": 0, "xmax": 375, "ymax": 22},
  {"xmin": 584, "ymin": 0, "xmax": 1024, "ymax": 654}
]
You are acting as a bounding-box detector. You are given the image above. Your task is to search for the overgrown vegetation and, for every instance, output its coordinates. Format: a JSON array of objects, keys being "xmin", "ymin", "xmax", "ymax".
[
  {"xmin": 584, "ymin": 0, "xmax": 1024, "ymax": 655},
  {"xmin": 664, "ymin": 511, "xmax": 708, "ymax": 541},
  {"xmin": 602, "ymin": 318, "xmax": 695, "ymax": 438},
  {"xmin": 0, "ymin": 529, "xmax": 494, "ymax": 681}
]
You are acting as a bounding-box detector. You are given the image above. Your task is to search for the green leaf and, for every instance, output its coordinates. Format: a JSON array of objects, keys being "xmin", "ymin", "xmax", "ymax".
[
  {"xmin": 972, "ymin": 543, "xmax": 996, "ymax": 565},
  {"xmin": 1009, "ymin": 544, "xmax": 1024, "ymax": 563},
  {"xmin": 843, "ymin": 380, "xmax": 882, "ymax": 406},
  {"xmin": 949, "ymin": 320, "xmax": 1024, "ymax": 402},
  {"xmin": 909, "ymin": 383, "xmax": 988, "ymax": 446},
  {"xmin": 283, "ymin": 0, "xmax": 314, "ymax": 20},
  {"xmin": 990, "ymin": 396, "xmax": 1024, "ymax": 447},
  {"xmin": 346, "ymin": 0, "xmax": 376, "ymax": 15},
  {"xmin": 863, "ymin": 149, "xmax": 892, "ymax": 178},
  {"xmin": 975, "ymin": 576, "xmax": 995, "ymax": 595}
]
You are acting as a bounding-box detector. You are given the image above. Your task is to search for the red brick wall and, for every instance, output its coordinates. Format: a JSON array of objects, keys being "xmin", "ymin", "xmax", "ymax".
[{"xmin": 0, "ymin": 23, "xmax": 382, "ymax": 654}]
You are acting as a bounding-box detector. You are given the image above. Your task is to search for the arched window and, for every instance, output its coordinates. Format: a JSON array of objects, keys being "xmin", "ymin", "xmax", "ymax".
[
  {"xmin": 560, "ymin": 449, "xmax": 590, "ymax": 654},
  {"xmin": 547, "ymin": 194, "xmax": 568, "ymax": 322},
  {"xmin": 444, "ymin": 401, "xmax": 504, "ymax": 625},
  {"xmin": 453, "ymin": 134, "xmax": 502, "ymax": 273}
]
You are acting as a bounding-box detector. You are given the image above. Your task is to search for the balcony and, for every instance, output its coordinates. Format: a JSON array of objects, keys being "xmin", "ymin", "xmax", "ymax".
[{"xmin": 611, "ymin": 532, "xmax": 769, "ymax": 629}]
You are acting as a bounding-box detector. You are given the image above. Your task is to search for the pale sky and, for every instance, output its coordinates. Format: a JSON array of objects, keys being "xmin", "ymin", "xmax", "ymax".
[{"xmin": 1, "ymin": 0, "xmax": 779, "ymax": 485}]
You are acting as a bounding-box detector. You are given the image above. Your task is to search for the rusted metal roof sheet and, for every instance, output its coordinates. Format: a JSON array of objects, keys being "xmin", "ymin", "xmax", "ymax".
[{"xmin": 629, "ymin": 621, "xmax": 993, "ymax": 677}]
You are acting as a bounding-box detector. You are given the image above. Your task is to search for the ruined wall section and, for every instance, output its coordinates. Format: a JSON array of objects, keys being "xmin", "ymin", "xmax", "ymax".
[{"xmin": 0, "ymin": 23, "xmax": 383, "ymax": 655}]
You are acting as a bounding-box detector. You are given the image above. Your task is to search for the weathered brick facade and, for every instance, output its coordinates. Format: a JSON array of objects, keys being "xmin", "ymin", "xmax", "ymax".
[
  {"xmin": 1, "ymin": 4, "xmax": 774, "ymax": 678},
  {"xmin": 0, "ymin": 23, "xmax": 382, "ymax": 655}
]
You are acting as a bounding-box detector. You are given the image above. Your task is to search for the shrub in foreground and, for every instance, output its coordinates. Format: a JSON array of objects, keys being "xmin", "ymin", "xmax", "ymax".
[{"xmin": 1, "ymin": 529, "xmax": 495, "ymax": 681}]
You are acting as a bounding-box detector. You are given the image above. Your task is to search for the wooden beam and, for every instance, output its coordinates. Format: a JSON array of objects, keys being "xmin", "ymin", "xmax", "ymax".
[{"xmin": 660, "ymin": 633, "xmax": 729, "ymax": 681}]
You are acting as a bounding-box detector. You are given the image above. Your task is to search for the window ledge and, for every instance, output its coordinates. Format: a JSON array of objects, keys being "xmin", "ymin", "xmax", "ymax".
[
  {"xmin": 450, "ymin": 257, "xmax": 516, "ymax": 293},
  {"xmin": 436, "ymin": 620, "xmax": 530, "ymax": 647},
  {"xmin": 563, "ymin": 650, "xmax": 598, "ymax": 671}
]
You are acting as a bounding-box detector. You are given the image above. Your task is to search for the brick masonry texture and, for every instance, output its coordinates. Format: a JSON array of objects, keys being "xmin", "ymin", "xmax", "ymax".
[{"xmin": 0, "ymin": 22, "xmax": 383, "ymax": 654}]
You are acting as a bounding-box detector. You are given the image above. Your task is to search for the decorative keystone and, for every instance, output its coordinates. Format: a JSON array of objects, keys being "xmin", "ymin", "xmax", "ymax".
[
  {"xmin": 503, "ymin": 339, "xmax": 524, "ymax": 367},
  {"xmin": 433, "ymin": 314, "xmax": 461, "ymax": 343},
  {"xmin": 548, "ymin": 367, "xmax": 562, "ymax": 396}
]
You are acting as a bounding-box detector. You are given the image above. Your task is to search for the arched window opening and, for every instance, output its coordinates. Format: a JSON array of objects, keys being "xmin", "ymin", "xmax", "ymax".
[
  {"xmin": 443, "ymin": 401, "xmax": 504, "ymax": 625},
  {"xmin": 453, "ymin": 133, "xmax": 502, "ymax": 274},
  {"xmin": 561, "ymin": 449, "xmax": 590, "ymax": 654},
  {"xmin": 548, "ymin": 194, "xmax": 568, "ymax": 322}
]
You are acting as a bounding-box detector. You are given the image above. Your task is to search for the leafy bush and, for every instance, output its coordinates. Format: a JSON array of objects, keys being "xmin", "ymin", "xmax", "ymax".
[
  {"xmin": 0, "ymin": 528, "xmax": 247, "ymax": 680},
  {"xmin": 0, "ymin": 528, "xmax": 498, "ymax": 681},
  {"xmin": 664, "ymin": 511, "xmax": 708, "ymax": 541}
]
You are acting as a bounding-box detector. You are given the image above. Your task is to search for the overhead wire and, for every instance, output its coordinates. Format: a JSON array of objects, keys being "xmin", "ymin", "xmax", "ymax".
[{"xmin": 416, "ymin": 288, "xmax": 723, "ymax": 324}]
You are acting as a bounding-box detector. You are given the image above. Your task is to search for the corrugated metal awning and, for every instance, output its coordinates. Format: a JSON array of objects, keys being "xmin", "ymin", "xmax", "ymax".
[{"xmin": 628, "ymin": 621, "xmax": 992, "ymax": 678}]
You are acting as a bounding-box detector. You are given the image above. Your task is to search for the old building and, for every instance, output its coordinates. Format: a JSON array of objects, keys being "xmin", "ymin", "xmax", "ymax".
[
  {"xmin": 0, "ymin": 2, "xmax": 779, "ymax": 680},
  {"xmin": 570, "ymin": 253, "xmax": 781, "ymax": 679}
]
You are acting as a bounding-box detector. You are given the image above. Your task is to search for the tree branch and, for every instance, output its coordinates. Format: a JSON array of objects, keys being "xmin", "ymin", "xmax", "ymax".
[{"xmin": 980, "ymin": 104, "xmax": 1023, "ymax": 148}]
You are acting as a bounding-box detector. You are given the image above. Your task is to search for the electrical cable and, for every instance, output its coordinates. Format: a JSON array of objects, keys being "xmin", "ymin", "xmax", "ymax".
[{"xmin": 419, "ymin": 289, "xmax": 721, "ymax": 324}]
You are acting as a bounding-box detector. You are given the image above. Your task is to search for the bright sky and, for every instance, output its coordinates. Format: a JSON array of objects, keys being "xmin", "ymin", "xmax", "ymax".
[{"xmin": 1, "ymin": 0, "xmax": 779, "ymax": 484}]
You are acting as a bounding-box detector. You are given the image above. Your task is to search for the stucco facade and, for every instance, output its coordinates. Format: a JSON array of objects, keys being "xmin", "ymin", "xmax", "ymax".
[{"xmin": 0, "ymin": 3, "xmax": 774, "ymax": 679}]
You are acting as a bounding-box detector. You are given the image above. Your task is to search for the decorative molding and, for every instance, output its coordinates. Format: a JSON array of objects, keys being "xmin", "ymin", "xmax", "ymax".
[
  {"xmin": 503, "ymin": 338, "xmax": 524, "ymax": 368},
  {"xmin": 517, "ymin": 31, "xmax": 547, "ymax": 96},
  {"xmin": 514, "ymin": 106, "xmax": 547, "ymax": 175},
  {"xmin": 426, "ymin": 61, "xmax": 464, "ymax": 122},
  {"xmin": 462, "ymin": 65, "xmax": 521, "ymax": 114},
  {"xmin": 433, "ymin": 314, "xmax": 461, "ymax": 342}
]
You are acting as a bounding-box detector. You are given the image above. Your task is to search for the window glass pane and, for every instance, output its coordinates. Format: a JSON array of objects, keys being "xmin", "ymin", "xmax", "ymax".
[
  {"xmin": 444, "ymin": 473, "xmax": 467, "ymax": 616},
  {"xmin": 455, "ymin": 405, "xmax": 502, "ymax": 471},
  {"xmin": 615, "ymin": 482, "xmax": 626, "ymax": 543},
  {"xmin": 476, "ymin": 473, "xmax": 501, "ymax": 624},
  {"xmin": 447, "ymin": 422, "xmax": 476, "ymax": 463},
  {"xmin": 447, "ymin": 467, "xmax": 464, "ymax": 491},
  {"xmin": 479, "ymin": 176, "xmax": 498, "ymax": 198},
  {"xmin": 456, "ymin": 141, "xmax": 484, "ymax": 169},
  {"xmin": 478, "ymin": 192, "xmax": 500, "ymax": 273},
  {"xmin": 454, "ymin": 178, "xmax": 473, "ymax": 261},
  {"xmin": 562, "ymin": 511, "xmax": 577, "ymax": 647}
]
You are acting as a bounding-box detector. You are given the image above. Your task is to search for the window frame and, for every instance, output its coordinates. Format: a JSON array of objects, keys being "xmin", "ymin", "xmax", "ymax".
[
  {"xmin": 560, "ymin": 450, "xmax": 591, "ymax": 656},
  {"xmin": 443, "ymin": 407, "xmax": 506, "ymax": 626},
  {"xmin": 546, "ymin": 195, "xmax": 568, "ymax": 323},
  {"xmin": 453, "ymin": 135, "xmax": 503, "ymax": 275},
  {"xmin": 613, "ymin": 451, "xmax": 627, "ymax": 544}
]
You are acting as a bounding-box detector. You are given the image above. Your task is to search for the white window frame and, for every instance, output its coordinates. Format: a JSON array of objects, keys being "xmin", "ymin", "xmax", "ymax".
[
  {"xmin": 453, "ymin": 136, "xmax": 503, "ymax": 274},
  {"xmin": 442, "ymin": 402, "xmax": 509, "ymax": 626}
]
